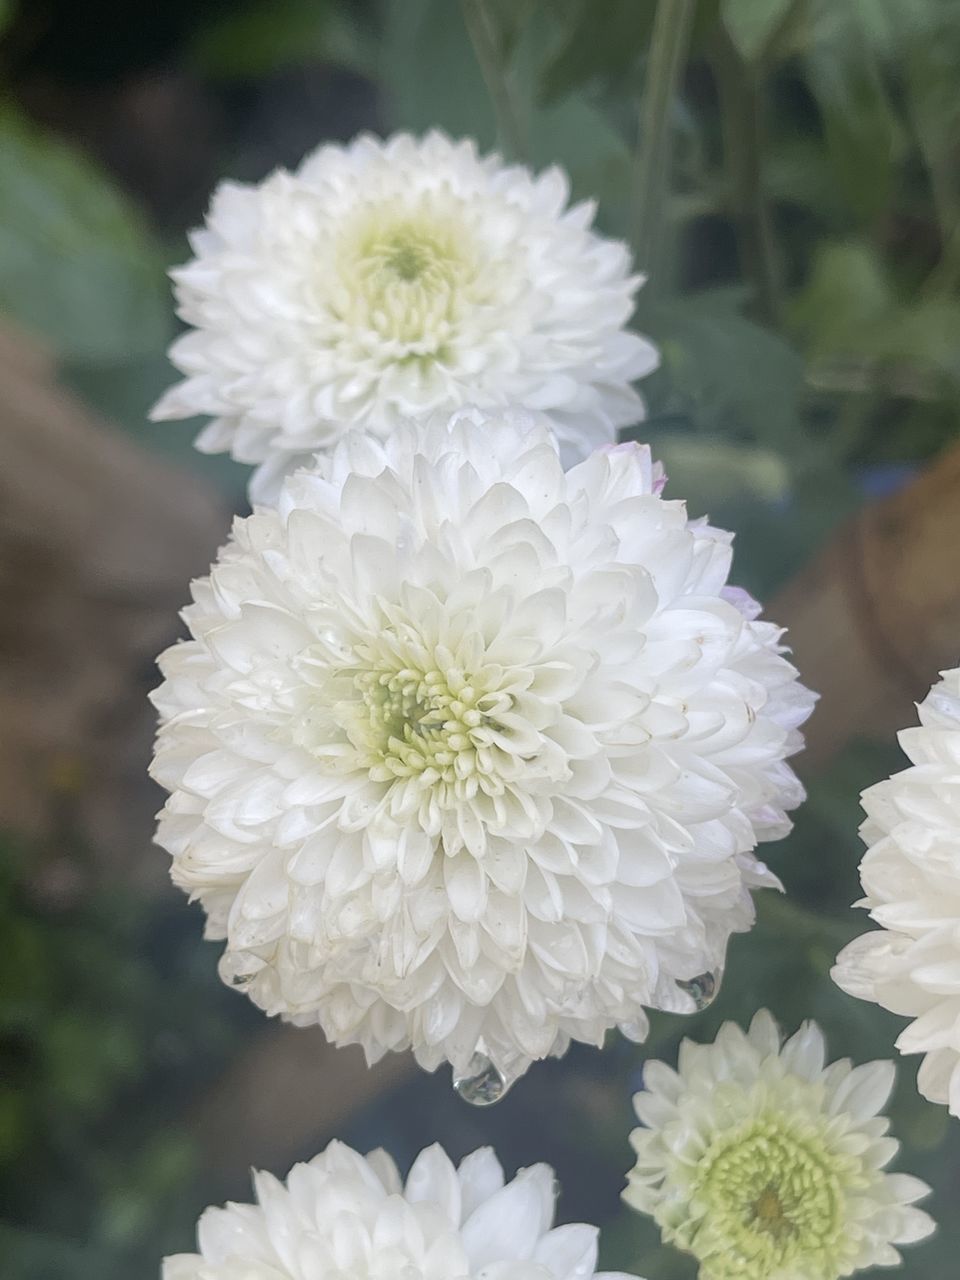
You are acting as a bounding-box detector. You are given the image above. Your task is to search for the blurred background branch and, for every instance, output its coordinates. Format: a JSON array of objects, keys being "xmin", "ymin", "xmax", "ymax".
[
  {"xmin": 460, "ymin": 0, "xmax": 527, "ymax": 159},
  {"xmin": 631, "ymin": 0, "xmax": 694, "ymax": 273}
]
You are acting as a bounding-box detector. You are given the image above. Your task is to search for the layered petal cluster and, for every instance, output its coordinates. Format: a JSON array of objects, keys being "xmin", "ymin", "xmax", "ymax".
[
  {"xmin": 624, "ymin": 1011, "xmax": 934, "ymax": 1279},
  {"xmin": 151, "ymin": 409, "xmax": 814, "ymax": 1086},
  {"xmin": 833, "ymin": 666, "xmax": 960, "ymax": 1114},
  {"xmin": 150, "ymin": 131, "xmax": 658, "ymax": 503},
  {"xmin": 164, "ymin": 1139, "xmax": 641, "ymax": 1280}
]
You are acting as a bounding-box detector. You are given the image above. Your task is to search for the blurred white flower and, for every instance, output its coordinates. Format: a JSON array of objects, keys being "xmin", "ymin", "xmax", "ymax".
[
  {"xmin": 624, "ymin": 1010, "xmax": 934, "ymax": 1280},
  {"xmin": 834, "ymin": 666, "xmax": 960, "ymax": 1115},
  {"xmin": 151, "ymin": 409, "xmax": 813, "ymax": 1090},
  {"xmin": 151, "ymin": 130, "xmax": 658, "ymax": 503},
  {"xmin": 163, "ymin": 1139, "xmax": 642, "ymax": 1280}
]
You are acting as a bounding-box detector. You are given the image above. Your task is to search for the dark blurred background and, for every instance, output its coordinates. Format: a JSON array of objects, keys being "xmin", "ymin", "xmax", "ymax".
[{"xmin": 2, "ymin": 1, "xmax": 960, "ymax": 1276}]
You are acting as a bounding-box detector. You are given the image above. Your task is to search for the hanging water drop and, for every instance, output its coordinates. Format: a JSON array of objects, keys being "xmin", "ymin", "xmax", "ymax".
[
  {"xmin": 453, "ymin": 1051, "xmax": 508, "ymax": 1106},
  {"xmin": 675, "ymin": 968, "xmax": 722, "ymax": 1011}
]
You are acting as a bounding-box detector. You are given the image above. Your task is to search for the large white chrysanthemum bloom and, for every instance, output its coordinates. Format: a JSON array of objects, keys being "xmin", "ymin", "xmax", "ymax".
[
  {"xmin": 150, "ymin": 131, "xmax": 658, "ymax": 503},
  {"xmin": 624, "ymin": 1011, "xmax": 934, "ymax": 1280},
  {"xmin": 164, "ymin": 1140, "xmax": 643, "ymax": 1280},
  {"xmin": 150, "ymin": 409, "xmax": 814, "ymax": 1092},
  {"xmin": 833, "ymin": 666, "xmax": 960, "ymax": 1116}
]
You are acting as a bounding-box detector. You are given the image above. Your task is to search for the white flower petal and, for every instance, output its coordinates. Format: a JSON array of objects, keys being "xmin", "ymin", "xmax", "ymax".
[
  {"xmin": 462, "ymin": 1168, "xmax": 551, "ymax": 1266},
  {"xmin": 151, "ymin": 130, "xmax": 658, "ymax": 504},
  {"xmin": 405, "ymin": 1143, "xmax": 462, "ymax": 1225},
  {"xmin": 456, "ymin": 1147, "xmax": 506, "ymax": 1221},
  {"xmin": 833, "ymin": 666, "xmax": 960, "ymax": 1116},
  {"xmin": 533, "ymin": 1223, "xmax": 599, "ymax": 1279},
  {"xmin": 151, "ymin": 411, "xmax": 813, "ymax": 1084},
  {"xmin": 165, "ymin": 1141, "xmax": 641, "ymax": 1280}
]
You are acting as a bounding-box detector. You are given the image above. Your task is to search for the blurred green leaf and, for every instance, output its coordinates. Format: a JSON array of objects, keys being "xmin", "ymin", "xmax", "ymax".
[
  {"xmin": 539, "ymin": 0, "xmax": 652, "ymax": 105},
  {"xmin": 528, "ymin": 96, "xmax": 633, "ymax": 234},
  {"xmin": 792, "ymin": 244, "xmax": 960, "ymax": 409},
  {"xmin": 380, "ymin": 0, "xmax": 633, "ymax": 231},
  {"xmin": 0, "ymin": 1090, "xmax": 28, "ymax": 1164},
  {"xmin": 655, "ymin": 436, "xmax": 790, "ymax": 506},
  {"xmin": 0, "ymin": 1224, "xmax": 118, "ymax": 1280},
  {"xmin": 764, "ymin": 135, "xmax": 849, "ymax": 222},
  {"xmin": 0, "ymin": 111, "xmax": 170, "ymax": 364},
  {"xmin": 803, "ymin": 3, "xmax": 904, "ymax": 222},
  {"xmin": 380, "ymin": 0, "xmax": 498, "ymax": 149},
  {"xmin": 872, "ymin": 297, "xmax": 960, "ymax": 393},
  {"xmin": 720, "ymin": 0, "xmax": 793, "ymax": 63},
  {"xmin": 791, "ymin": 240, "xmax": 893, "ymax": 356},
  {"xmin": 641, "ymin": 288, "xmax": 806, "ymax": 449},
  {"xmin": 188, "ymin": 0, "xmax": 336, "ymax": 79},
  {"xmin": 904, "ymin": 10, "xmax": 960, "ymax": 231}
]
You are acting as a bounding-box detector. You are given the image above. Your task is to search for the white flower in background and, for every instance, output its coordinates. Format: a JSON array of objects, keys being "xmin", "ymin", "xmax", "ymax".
[
  {"xmin": 163, "ymin": 1139, "xmax": 642, "ymax": 1280},
  {"xmin": 150, "ymin": 130, "xmax": 658, "ymax": 503},
  {"xmin": 624, "ymin": 1011, "xmax": 934, "ymax": 1280},
  {"xmin": 833, "ymin": 666, "xmax": 960, "ymax": 1116},
  {"xmin": 151, "ymin": 409, "xmax": 814, "ymax": 1090}
]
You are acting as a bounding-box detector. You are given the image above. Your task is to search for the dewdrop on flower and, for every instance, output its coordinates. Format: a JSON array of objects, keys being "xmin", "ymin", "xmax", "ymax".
[
  {"xmin": 151, "ymin": 130, "xmax": 659, "ymax": 503},
  {"xmin": 834, "ymin": 665, "xmax": 960, "ymax": 1115},
  {"xmin": 624, "ymin": 1011, "xmax": 934, "ymax": 1280},
  {"xmin": 150, "ymin": 408, "xmax": 814, "ymax": 1098},
  {"xmin": 163, "ymin": 1139, "xmax": 645, "ymax": 1280}
]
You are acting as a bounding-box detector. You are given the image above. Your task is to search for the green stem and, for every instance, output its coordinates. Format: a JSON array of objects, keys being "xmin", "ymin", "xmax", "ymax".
[
  {"xmin": 460, "ymin": 0, "xmax": 527, "ymax": 160},
  {"xmin": 713, "ymin": 24, "xmax": 782, "ymax": 327},
  {"xmin": 632, "ymin": 0, "xmax": 695, "ymax": 276},
  {"xmin": 922, "ymin": 218, "xmax": 960, "ymax": 298}
]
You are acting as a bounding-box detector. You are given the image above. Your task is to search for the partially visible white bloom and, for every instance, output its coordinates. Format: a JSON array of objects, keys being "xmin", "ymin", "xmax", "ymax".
[
  {"xmin": 150, "ymin": 409, "xmax": 814, "ymax": 1087},
  {"xmin": 163, "ymin": 1139, "xmax": 642, "ymax": 1280},
  {"xmin": 151, "ymin": 130, "xmax": 658, "ymax": 503},
  {"xmin": 834, "ymin": 666, "xmax": 960, "ymax": 1115},
  {"xmin": 624, "ymin": 1011, "xmax": 934, "ymax": 1280}
]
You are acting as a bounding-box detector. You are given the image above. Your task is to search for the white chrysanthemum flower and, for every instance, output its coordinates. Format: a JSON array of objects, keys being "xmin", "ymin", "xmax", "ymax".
[
  {"xmin": 163, "ymin": 1139, "xmax": 642, "ymax": 1280},
  {"xmin": 150, "ymin": 130, "xmax": 658, "ymax": 503},
  {"xmin": 624, "ymin": 1011, "xmax": 934, "ymax": 1280},
  {"xmin": 833, "ymin": 666, "xmax": 960, "ymax": 1116},
  {"xmin": 150, "ymin": 408, "xmax": 814, "ymax": 1090}
]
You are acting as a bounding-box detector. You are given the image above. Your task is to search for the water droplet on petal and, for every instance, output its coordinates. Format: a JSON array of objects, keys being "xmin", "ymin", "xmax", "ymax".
[
  {"xmin": 675, "ymin": 968, "xmax": 722, "ymax": 1012},
  {"xmin": 453, "ymin": 1052, "xmax": 508, "ymax": 1106}
]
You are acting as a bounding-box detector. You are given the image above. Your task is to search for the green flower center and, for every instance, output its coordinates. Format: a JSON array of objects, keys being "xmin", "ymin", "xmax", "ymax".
[
  {"xmin": 356, "ymin": 662, "xmax": 499, "ymax": 789},
  {"xmin": 362, "ymin": 223, "xmax": 462, "ymax": 288},
  {"xmin": 380, "ymin": 234, "xmax": 437, "ymax": 282},
  {"xmin": 335, "ymin": 208, "xmax": 481, "ymax": 352},
  {"xmin": 687, "ymin": 1115, "xmax": 856, "ymax": 1279},
  {"xmin": 327, "ymin": 642, "xmax": 533, "ymax": 811}
]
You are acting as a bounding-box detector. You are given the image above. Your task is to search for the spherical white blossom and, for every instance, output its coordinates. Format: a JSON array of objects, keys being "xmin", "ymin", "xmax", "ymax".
[
  {"xmin": 150, "ymin": 130, "xmax": 658, "ymax": 503},
  {"xmin": 624, "ymin": 1011, "xmax": 935, "ymax": 1280},
  {"xmin": 150, "ymin": 408, "xmax": 813, "ymax": 1089},
  {"xmin": 163, "ymin": 1139, "xmax": 643, "ymax": 1280},
  {"xmin": 833, "ymin": 666, "xmax": 960, "ymax": 1115}
]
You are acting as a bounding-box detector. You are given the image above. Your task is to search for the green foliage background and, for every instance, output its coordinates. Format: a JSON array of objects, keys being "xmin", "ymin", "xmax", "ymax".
[{"xmin": 2, "ymin": 1, "xmax": 959, "ymax": 1276}]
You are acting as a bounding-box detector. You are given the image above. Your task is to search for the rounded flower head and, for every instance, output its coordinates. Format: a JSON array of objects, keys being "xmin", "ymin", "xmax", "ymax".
[
  {"xmin": 163, "ymin": 1139, "xmax": 643, "ymax": 1280},
  {"xmin": 150, "ymin": 409, "xmax": 813, "ymax": 1088},
  {"xmin": 624, "ymin": 1011, "xmax": 934, "ymax": 1279},
  {"xmin": 833, "ymin": 666, "xmax": 960, "ymax": 1115},
  {"xmin": 150, "ymin": 130, "xmax": 658, "ymax": 503}
]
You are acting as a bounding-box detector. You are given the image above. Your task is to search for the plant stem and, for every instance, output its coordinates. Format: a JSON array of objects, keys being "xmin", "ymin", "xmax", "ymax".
[
  {"xmin": 922, "ymin": 218, "xmax": 960, "ymax": 298},
  {"xmin": 713, "ymin": 24, "xmax": 782, "ymax": 327},
  {"xmin": 460, "ymin": 0, "xmax": 527, "ymax": 160},
  {"xmin": 632, "ymin": 0, "xmax": 695, "ymax": 277}
]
